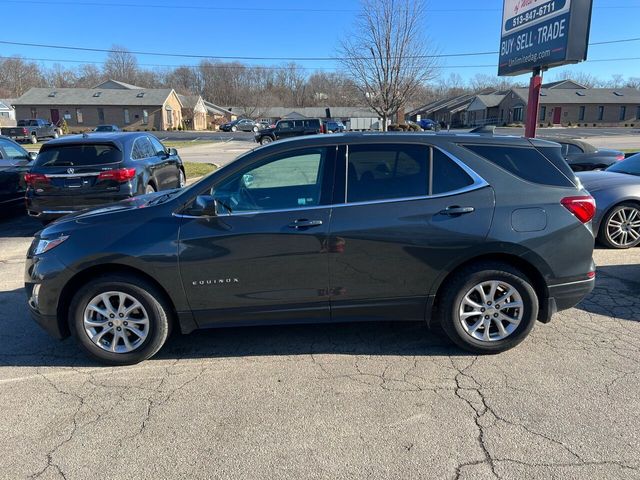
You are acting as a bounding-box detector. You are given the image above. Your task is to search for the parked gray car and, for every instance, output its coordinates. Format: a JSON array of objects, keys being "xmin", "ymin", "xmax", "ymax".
[
  {"xmin": 577, "ymin": 153, "xmax": 640, "ymax": 249},
  {"xmin": 540, "ymin": 137, "xmax": 625, "ymax": 172}
]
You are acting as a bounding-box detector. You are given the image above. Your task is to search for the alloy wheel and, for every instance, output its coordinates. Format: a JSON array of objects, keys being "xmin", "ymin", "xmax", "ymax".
[
  {"xmin": 83, "ymin": 291, "xmax": 150, "ymax": 353},
  {"xmin": 458, "ymin": 280, "xmax": 523, "ymax": 342},
  {"xmin": 606, "ymin": 206, "xmax": 640, "ymax": 248}
]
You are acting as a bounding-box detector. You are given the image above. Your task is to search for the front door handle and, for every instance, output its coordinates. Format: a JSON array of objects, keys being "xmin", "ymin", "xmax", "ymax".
[
  {"xmin": 288, "ymin": 219, "xmax": 323, "ymax": 229},
  {"xmin": 440, "ymin": 206, "xmax": 475, "ymax": 216}
]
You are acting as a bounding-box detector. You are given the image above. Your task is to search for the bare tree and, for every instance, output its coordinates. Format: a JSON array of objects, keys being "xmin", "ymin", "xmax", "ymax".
[
  {"xmin": 338, "ymin": 0, "xmax": 438, "ymax": 130},
  {"xmin": 103, "ymin": 45, "xmax": 139, "ymax": 84},
  {"xmin": 0, "ymin": 56, "xmax": 45, "ymax": 96}
]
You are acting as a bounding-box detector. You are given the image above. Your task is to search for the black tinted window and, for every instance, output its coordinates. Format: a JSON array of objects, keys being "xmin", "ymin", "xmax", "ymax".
[
  {"xmin": 277, "ymin": 121, "xmax": 293, "ymax": 129},
  {"xmin": 35, "ymin": 144, "xmax": 121, "ymax": 167},
  {"xmin": 0, "ymin": 139, "xmax": 28, "ymax": 162},
  {"xmin": 463, "ymin": 144, "xmax": 574, "ymax": 187},
  {"xmin": 432, "ymin": 149, "xmax": 474, "ymax": 194},
  {"xmin": 535, "ymin": 146, "xmax": 577, "ymax": 184},
  {"xmin": 347, "ymin": 144, "xmax": 428, "ymax": 202}
]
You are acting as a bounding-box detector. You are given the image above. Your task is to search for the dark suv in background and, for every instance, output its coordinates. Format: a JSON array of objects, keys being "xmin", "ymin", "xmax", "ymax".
[
  {"xmin": 25, "ymin": 132, "xmax": 185, "ymax": 222},
  {"xmin": 25, "ymin": 133, "xmax": 595, "ymax": 365},
  {"xmin": 255, "ymin": 118, "xmax": 323, "ymax": 145}
]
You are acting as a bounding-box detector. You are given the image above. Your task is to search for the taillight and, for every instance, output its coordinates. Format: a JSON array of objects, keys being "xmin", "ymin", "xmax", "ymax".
[
  {"xmin": 24, "ymin": 173, "xmax": 49, "ymax": 186},
  {"xmin": 22, "ymin": 128, "xmax": 28, "ymax": 135},
  {"xmin": 319, "ymin": 124, "xmax": 325, "ymax": 134},
  {"xmin": 616, "ymin": 154, "xmax": 625, "ymax": 161},
  {"xmin": 98, "ymin": 168, "xmax": 136, "ymax": 182},
  {"xmin": 561, "ymin": 195, "xmax": 596, "ymax": 223}
]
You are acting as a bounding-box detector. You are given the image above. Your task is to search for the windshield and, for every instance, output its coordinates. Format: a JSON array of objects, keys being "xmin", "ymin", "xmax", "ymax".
[
  {"xmin": 95, "ymin": 125, "xmax": 115, "ymax": 132},
  {"xmin": 606, "ymin": 154, "xmax": 640, "ymax": 176},
  {"xmin": 35, "ymin": 144, "xmax": 122, "ymax": 167}
]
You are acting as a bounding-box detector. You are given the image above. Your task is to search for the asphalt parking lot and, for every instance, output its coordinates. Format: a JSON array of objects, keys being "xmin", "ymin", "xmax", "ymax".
[{"xmin": 0, "ymin": 213, "xmax": 639, "ymax": 479}]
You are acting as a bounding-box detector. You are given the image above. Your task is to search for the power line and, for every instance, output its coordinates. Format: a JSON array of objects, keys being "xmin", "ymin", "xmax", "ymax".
[
  {"xmin": 2, "ymin": 55, "xmax": 639, "ymax": 72},
  {"xmin": 2, "ymin": 0, "xmax": 637, "ymax": 12},
  {"xmin": 1, "ymin": 37, "xmax": 639, "ymax": 63}
]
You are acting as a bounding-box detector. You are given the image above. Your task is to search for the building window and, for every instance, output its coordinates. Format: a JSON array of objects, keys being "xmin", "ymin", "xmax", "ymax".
[
  {"xmin": 76, "ymin": 108, "xmax": 83, "ymax": 124},
  {"xmin": 637, "ymin": 106, "xmax": 640, "ymax": 120},
  {"xmin": 166, "ymin": 107, "xmax": 173, "ymax": 127},
  {"xmin": 30, "ymin": 108, "xmax": 37, "ymax": 119},
  {"xmin": 539, "ymin": 106, "xmax": 546, "ymax": 121},
  {"xmin": 579, "ymin": 106, "xmax": 585, "ymax": 121},
  {"xmin": 98, "ymin": 108, "xmax": 105, "ymax": 123},
  {"xmin": 124, "ymin": 108, "xmax": 130, "ymax": 124},
  {"xmin": 619, "ymin": 106, "xmax": 627, "ymax": 121},
  {"xmin": 597, "ymin": 106, "xmax": 604, "ymax": 121},
  {"xmin": 513, "ymin": 106, "xmax": 523, "ymax": 122},
  {"xmin": 142, "ymin": 109, "xmax": 148, "ymax": 125}
]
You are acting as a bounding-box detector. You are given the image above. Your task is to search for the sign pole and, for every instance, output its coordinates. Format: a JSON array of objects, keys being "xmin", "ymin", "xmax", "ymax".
[{"xmin": 524, "ymin": 67, "xmax": 542, "ymax": 138}]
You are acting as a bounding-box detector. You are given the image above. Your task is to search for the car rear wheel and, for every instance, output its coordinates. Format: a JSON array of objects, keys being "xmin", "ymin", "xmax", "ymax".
[
  {"xmin": 145, "ymin": 183, "xmax": 156, "ymax": 194},
  {"xmin": 231, "ymin": 126, "xmax": 237, "ymax": 132},
  {"xmin": 178, "ymin": 169, "xmax": 186, "ymax": 188},
  {"xmin": 30, "ymin": 134, "xmax": 37, "ymax": 144},
  {"xmin": 260, "ymin": 136, "xmax": 273, "ymax": 145},
  {"xmin": 69, "ymin": 275, "xmax": 171, "ymax": 365},
  {"xmin": 53, "ymin": 131, "xmax": 59, "ymax": 139},
  {"xmin": 252, "ymin": 126, "xmax": 258, "ymax": 132},
  {"xmin": 600, "ymin": 202, "xmax": 640, "ymax": 249},
  {"xmin": 437, "ymin": 262, "xmax": 538, "ymax": 354}
]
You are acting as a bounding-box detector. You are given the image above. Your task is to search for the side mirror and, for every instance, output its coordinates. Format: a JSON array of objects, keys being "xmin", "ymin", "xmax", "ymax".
[
  {"xmin": 168, "ymin": 147, "xmax": 178, "ymax": 156},
  {"xmin": 28, "ymin": 151, "xmax": 38, "ymax": 161},
  {"xmin": 190, "ymin": 195, "xmax": 218, "ymax": 217}
]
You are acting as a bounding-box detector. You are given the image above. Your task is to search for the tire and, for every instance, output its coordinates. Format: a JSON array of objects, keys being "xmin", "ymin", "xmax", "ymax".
[
  {"xmin": 260, "ymin": 136, "xmax": 273, "ymax": 145},
  {"xmin": 231, "ymin": 126, "xmax": 237, "ymax": 132},
  {"xmin": 252, "ymin": 126, "xmax": 258, "ymax": 132},
  {"xmin": 69, "ymin": 274, "xmax": 171, "ymax": 365},
  {"xmin": 30, "ymin": 134, "xmax": 37, "ymax": 144},
  {"xmin": 53, "ymin": 131, "xmax": 59, "ymax": 139},
  {"xmin": 178, "ymin": 169, "xmax": 186, "ymax": 188},
  {"xmin": 599, "ymin": 202, "xmax": 640, "ymax": 249},
  {"xmin": 437, "ymin": 262, "xmax": 538, "ymax": 354},
  {"xmin": 145, "ymin": 183, "xmax": 156, "ymax": 194}
]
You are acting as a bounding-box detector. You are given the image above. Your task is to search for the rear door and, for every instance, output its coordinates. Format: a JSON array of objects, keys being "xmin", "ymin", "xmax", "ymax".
[
  {"xmin": 328, "ymin": 142, "xmax": 495, "ymax": 322},
  {"xmin": 148, "ymin": 135, "xmax": 179, "ymax": 189},
  {"xmin": 0, "ymin": 138, "xmax": 31, "ymax": 203}
]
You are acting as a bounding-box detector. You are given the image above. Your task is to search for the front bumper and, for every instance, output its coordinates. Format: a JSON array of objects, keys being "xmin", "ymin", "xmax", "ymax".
[{"xmin": 25, "ymin": 252, "xmax": 73, "ymax": 339}]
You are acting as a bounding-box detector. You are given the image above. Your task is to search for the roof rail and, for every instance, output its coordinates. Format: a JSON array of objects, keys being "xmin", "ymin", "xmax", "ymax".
[{"xmin": 468, "ymin": 125, "xmax": 496, "ymax": 135}]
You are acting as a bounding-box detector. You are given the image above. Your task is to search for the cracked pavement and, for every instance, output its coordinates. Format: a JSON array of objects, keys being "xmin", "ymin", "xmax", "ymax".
[{"xmin": 1, "ymin": 213, "xmax": 639, "ymax": 479}]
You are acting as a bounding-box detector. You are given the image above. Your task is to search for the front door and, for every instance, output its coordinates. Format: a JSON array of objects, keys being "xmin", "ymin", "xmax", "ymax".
[
  {"xmin": 328, "ymin": 143, "xmax": 495, "ymax": 322},
  {"xmin": 553, "ymin": 107, "xmax": 562, "ymax": 124},
  {"xmin": 178, "ymin": 145, "xmax": 336, "ymax": 326},
  {"xmin": 50, "ymin": 109, "xmax": 60, "ymax": 125}
]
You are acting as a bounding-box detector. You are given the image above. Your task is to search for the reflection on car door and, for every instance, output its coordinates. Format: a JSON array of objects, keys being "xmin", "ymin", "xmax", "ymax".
[
  {"xmin": 178, "ymin": 146, "xmax": 337, "ymax": 326},
  {"xmin": 148, "ymin": 135, "xmax": 178, "ymax": 188},
  {"xmin": 328, "ymin": 143, "xmax": 495, "ymax": 322}
]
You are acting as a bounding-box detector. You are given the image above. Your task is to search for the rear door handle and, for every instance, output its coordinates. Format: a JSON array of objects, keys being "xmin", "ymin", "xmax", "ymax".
[
  {"xmin": 440, "ymin": 206, "xmax": 475, "ymax": 216},
  {"xmin": 288, "ymin": 219, "xmax": 323, "ymax": 229}
]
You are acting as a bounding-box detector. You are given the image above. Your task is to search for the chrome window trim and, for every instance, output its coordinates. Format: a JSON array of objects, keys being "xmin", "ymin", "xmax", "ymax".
[{"xmin": 176, "ymin": 143, "xmax": 489, "ymax": 219}]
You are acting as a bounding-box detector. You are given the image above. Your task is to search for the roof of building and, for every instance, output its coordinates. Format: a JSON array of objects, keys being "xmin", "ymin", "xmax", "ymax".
[
  {"xmin": 511, "ymin": 87, "xmax": 640, "ymax": 105},
  {"xmin": 467, "ymin": 94, "xmax": 507, "ymax": 111},
  {"xmin": 232, "ymin": 106, "xmax": 380, "ymax": 119},
  {"xmin": 178, "ymin": 94, "xmax": 202, "ymax": 109},
  {"xmin": 92, "ymin": 79, "xmax": 144, "ymax": 90},
  {"xmin": 0, "ymin": 99, "xmax": 15, "ymax": 110},
  {"xmin": 203, "ymin": 100, "xmax": 233, "ymax": 116},
  {"xmin": 12, "ymin": 87, "xmax": 180, "ymax": 107},
  {"xmin": 542, "ymin": 79, "xmax": 588, "ymax": 90}
]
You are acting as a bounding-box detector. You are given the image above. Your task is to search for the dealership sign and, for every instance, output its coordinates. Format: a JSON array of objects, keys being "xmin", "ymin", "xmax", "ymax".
[{"xmin": 498, "ymin": 0, "xmax": 593, "ymax": 76}]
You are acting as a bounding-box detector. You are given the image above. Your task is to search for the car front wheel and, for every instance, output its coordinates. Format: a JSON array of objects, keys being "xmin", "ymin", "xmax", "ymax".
[
  {"xmin": 437, "ymin": 262, "xmax": 538, "ymax": 354},
  {"xmin": 231, "ymin": 126, "xmax": 237, "ymax": 132},
  {"xmin": 69, "ymin": 275, "xmax": 171, "ymax": 365},
  {"xmin": 178, "ymin": 169, "xmax": 186, "ymax": 188},
  {"xmin": 145, "ymin": 183, "xmax": 156, "ymax": 194},
  {"xmin": 260, "ymin": 136, "xmax": 273, "ymax": 145},
  {"xmin": 600, "ymin": 202, "xmax": 640, "ymax": 249}
]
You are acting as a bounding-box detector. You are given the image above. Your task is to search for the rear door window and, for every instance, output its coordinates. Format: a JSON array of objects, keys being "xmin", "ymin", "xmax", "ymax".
[
  {"xmin": 35, "ymin": 144, "xmax": 122, "ymax": 167},
  {"xmin": 462, "ymin": 144, "xmax": 575, "ymax": 187},
  {"xmin": 347, "ymin": 144, "xmax": 429, "ymax": 202},
  {"xmin": 132, "ymin": 137, "xmax": 154, "ymax": 159}
]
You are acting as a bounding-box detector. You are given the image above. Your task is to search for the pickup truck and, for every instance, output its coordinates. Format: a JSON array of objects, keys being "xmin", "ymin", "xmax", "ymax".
[{"xmin": 0, "ymin": 119, "xmax": 60, "ymax": 144}]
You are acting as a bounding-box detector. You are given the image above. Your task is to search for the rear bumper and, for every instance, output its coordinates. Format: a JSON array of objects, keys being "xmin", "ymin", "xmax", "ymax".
[
  {"xmin": 539, "ymin": 277, "xmax": 595, "ymax": 323},
  {"xmin": 26, "ymin": 193, "xmax": 133, "ymax": 220}
]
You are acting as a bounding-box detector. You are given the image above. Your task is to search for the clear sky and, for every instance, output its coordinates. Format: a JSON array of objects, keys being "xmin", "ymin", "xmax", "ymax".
[{"xmin": 1, "ymin": 0, "xmax": 639, "ymax": 84}]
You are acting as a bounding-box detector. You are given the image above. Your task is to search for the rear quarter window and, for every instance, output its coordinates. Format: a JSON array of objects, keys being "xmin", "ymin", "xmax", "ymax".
[{"xmin": 461, "ymin": 144, "xmax": 575, "ymax": 187}]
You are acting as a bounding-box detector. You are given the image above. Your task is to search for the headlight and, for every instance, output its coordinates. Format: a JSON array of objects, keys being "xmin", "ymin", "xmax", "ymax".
[{"xmin": 34, "ymin": 235, "xmax": 69, "ymax": 255}]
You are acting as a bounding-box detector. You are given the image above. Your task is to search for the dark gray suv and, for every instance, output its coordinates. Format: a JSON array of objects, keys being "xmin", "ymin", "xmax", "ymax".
[{"xmin": 25, "ymin": 133, "xmax": 595, "ymax": 365}]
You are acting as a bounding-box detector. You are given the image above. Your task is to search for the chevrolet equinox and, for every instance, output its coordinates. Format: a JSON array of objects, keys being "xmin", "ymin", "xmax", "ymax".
[{"xmin": 25, "ymin": 133, "xmax": 596, "ymax": 365}]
